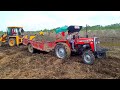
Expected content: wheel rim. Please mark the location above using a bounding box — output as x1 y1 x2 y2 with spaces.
84 54 91 63
56 47 65 59
9 39 15 46
28 44 33 53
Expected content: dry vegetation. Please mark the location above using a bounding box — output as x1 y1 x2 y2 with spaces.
0 30 120 79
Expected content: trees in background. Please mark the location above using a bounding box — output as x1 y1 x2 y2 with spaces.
23 23 120 34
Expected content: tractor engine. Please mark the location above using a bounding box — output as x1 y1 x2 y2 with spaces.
75 36 107 58
75 37 94 54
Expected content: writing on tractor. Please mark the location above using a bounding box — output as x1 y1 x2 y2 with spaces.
0 26 24 47
22 25 108 65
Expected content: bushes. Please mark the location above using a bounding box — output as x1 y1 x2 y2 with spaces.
82 23 120 31
0 31 4 36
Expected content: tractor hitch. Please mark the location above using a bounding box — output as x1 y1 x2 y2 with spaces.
94 48 108 59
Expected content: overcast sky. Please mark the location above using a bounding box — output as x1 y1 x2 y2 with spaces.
0 11 120 31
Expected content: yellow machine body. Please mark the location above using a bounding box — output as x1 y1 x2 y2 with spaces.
0 26 24 47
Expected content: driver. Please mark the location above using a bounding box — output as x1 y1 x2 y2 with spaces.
66 32 75 51
12 29 16 35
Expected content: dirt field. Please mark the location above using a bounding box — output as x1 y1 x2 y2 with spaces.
0 30 120 79
0 44 120 79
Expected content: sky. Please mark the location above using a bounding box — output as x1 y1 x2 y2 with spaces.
0 11 120 31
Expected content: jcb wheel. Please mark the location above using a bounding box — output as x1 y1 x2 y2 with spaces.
8 38 16 47
28 44 35 53
54 43 71 59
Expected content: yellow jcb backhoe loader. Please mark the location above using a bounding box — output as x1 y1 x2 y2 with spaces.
0 26 24 47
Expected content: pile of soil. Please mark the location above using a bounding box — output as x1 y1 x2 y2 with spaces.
33 34 56 42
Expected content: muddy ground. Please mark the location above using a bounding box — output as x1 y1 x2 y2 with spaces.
0 30 120 79
0 42 120 79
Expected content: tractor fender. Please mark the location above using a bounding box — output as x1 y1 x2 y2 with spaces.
54 42 71 60
55 40 71 48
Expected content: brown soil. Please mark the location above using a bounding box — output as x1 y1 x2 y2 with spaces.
33 34 56 42
0 31 120 79
0 44 120 79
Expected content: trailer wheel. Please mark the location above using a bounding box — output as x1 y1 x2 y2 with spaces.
82 50 95 65
28 44 35 53
8 38 16 47
54 43 71 59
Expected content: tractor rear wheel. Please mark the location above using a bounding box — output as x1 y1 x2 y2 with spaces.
82 50 95 65
28 44 36 53
8 38 16 47
54 43 71 59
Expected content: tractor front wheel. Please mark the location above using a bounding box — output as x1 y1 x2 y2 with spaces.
54 43 71 59
8 38 16 47
82 50 95 65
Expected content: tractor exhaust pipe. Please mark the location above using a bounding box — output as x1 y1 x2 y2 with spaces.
86 24 88 38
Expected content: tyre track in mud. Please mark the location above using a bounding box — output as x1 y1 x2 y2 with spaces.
0 45 120 79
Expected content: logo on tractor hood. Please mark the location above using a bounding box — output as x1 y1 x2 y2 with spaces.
77 39 93 43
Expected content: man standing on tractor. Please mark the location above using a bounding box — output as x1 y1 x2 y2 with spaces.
66 32 75 51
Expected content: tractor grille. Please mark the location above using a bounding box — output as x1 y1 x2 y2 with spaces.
94 37 101 51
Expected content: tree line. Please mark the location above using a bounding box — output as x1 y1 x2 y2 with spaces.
39 23 120 32
1 23 120 35
83 23 120 30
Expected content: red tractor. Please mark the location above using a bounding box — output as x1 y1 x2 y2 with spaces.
23 25 108 65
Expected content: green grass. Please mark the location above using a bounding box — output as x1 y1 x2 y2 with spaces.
100 42 120 59
0 32 4 36
100 42 120 47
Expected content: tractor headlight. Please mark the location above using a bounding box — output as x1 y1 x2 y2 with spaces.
96 40 100 44
94 37 100 44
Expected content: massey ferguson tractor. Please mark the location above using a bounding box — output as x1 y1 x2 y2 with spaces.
23 25 108 65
